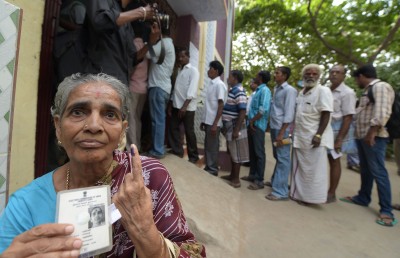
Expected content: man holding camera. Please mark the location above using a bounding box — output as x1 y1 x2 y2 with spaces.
83 0 156 85
144 18 176 159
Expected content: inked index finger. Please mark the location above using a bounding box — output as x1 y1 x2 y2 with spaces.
129 144 143 181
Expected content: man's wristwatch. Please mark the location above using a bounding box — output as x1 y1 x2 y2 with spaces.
314 134 321 139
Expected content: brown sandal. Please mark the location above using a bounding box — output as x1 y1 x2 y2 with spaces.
220 175 232 181
392 204 400 211
240 176 254 182
247 183 264 190
228 181 241 188
265 193 288 201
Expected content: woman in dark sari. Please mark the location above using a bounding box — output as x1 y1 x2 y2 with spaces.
0 73 206 257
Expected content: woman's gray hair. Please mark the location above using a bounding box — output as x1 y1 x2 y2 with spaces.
51 73 130 119
301 64 323 78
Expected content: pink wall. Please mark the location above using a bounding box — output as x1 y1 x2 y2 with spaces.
216 19 227 61
175 15 200 49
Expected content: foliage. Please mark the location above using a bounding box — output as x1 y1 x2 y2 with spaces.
233 0 400 91
377 61 400 92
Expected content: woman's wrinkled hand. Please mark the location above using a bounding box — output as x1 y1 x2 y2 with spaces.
112 144 155 239
1 224 82 258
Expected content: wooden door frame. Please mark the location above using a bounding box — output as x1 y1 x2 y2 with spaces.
35 0 60 178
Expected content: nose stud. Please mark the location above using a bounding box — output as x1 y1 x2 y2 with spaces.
84 124 88 129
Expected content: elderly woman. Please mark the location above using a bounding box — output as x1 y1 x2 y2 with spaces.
89 206 105 228
0 73 206 257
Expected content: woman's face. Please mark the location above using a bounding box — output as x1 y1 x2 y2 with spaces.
54 82 128 164
90 207 104 225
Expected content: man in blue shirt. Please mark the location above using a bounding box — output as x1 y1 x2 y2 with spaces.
266 67 297 200
241 71 272 189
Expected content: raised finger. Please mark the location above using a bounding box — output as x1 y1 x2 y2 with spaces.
129 144 143 182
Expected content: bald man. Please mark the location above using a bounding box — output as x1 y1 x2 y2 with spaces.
326 65 356 203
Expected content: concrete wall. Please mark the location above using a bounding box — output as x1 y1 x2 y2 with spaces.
6 0 44 196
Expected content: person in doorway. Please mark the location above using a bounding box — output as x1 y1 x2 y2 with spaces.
83 1 155 85
126 31 149 152
144 21 176 159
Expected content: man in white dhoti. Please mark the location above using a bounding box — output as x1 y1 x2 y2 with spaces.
290 64 334 205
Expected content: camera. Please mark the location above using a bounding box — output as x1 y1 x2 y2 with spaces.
129 2 170 42
150 3 170 32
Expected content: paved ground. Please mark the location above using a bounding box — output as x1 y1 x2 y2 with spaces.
160 133 400 258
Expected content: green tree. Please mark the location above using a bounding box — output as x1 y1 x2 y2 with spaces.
233 0 400 89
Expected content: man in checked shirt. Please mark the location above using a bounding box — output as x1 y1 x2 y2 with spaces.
340 64 396 227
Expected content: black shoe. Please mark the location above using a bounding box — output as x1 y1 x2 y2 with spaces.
188 158 199 164
204 168 218 176
167 150 183 158
142 152 165 159
242 161 250 167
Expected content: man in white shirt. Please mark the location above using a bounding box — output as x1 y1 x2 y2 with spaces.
327 65 356 203
200 60 227 176
168 48 200 163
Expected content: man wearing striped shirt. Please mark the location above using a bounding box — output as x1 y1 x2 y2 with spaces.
220 70 249 188
341 64 396 227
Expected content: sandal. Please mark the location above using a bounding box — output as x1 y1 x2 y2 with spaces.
265 193 288 201
240 176 254 182
228 181 241 188
247 183 264 190
376 215 398 227
326 194 337 203
296 200 311 206
220 175 232 181
339 196 367 207
392 204 400 211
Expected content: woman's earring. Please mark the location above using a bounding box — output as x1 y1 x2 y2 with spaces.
57 140 62 146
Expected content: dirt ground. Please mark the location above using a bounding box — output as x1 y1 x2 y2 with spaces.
161 133 400 258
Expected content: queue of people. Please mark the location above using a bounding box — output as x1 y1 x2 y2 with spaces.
197 63 397 228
